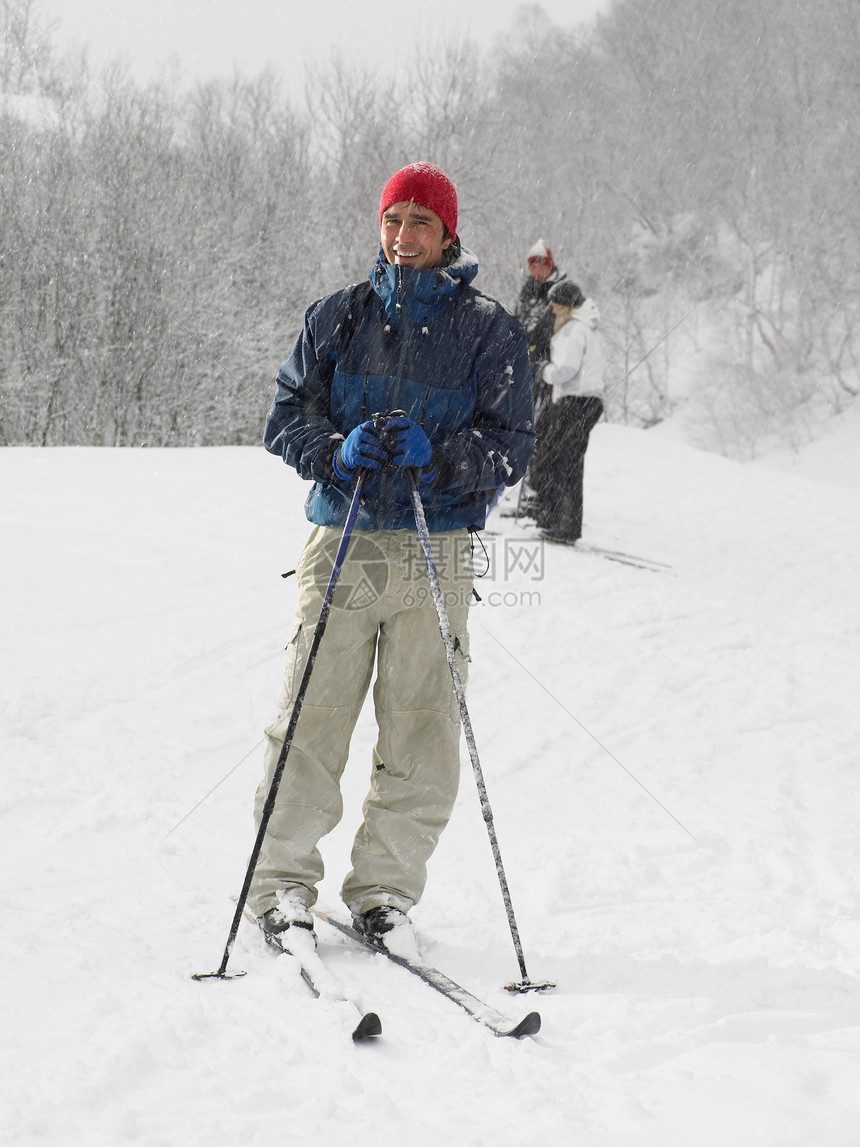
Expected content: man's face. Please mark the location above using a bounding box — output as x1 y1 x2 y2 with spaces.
529 261 553 282
381 201 452 271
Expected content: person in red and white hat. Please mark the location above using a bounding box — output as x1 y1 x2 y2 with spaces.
510 240 568 519
515 239 568 382
246 162 534 955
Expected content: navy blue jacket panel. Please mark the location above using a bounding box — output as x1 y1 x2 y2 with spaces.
264 248 535 532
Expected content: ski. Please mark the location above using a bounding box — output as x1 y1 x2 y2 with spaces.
568 542 672 572
485 529 670 573
242 909 382 1042
499 528 671 572
313 909 541 1040
283 946 383 1043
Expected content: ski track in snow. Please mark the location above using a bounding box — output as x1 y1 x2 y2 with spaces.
2 423 860 1146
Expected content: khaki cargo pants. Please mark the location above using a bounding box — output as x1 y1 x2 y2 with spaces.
248 525 472 918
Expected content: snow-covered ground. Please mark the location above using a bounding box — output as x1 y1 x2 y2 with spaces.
2 418 859 1146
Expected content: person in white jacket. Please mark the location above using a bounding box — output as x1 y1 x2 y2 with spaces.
532 280 606 542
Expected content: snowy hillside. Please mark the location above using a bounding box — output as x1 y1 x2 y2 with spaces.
2 422 860 1146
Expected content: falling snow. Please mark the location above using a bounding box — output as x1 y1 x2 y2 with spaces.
2 408 860 1145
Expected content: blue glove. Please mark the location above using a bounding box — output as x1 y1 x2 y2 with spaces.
385 416 433 469
335 420 390 477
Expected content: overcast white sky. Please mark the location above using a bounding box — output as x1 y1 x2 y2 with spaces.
38 0 608 92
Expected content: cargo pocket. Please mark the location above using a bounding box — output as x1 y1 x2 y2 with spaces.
270 619 305 722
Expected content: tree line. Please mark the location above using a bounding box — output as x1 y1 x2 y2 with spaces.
1 0 857 456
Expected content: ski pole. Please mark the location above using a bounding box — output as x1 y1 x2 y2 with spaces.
501 308 698 525
406 470 554 994
193 470 366 981
603 304 698 401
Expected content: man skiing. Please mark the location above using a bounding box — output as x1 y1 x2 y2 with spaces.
249 162 534 955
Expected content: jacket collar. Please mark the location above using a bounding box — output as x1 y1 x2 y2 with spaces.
369 245 479 326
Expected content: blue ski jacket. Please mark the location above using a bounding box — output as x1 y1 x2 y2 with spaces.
264 247 535 532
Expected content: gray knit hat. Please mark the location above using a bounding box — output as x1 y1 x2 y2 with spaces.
548 280 585 309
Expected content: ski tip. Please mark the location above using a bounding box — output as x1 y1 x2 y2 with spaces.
352 1011 383 1042
507 1011 541 1039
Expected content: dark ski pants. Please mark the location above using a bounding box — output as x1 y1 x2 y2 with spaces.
532 395 604 541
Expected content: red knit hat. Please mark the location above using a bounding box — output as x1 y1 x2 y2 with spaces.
526 238 554 272
379 162 458 240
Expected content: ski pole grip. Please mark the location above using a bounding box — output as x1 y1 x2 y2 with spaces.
371 409 407 452
369 409 408 468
